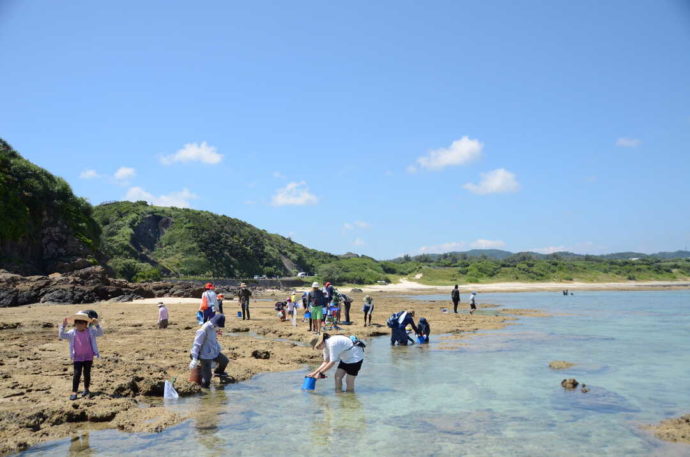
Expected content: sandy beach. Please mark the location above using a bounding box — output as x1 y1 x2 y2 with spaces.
361 278 690 293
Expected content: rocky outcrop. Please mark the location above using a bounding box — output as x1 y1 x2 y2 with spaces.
0 266 204 307
561 378 579 389
549 360 575 370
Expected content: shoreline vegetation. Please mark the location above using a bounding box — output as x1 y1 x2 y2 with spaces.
1 282 689 455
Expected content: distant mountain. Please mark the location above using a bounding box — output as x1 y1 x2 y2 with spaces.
0 139 103 275
390 249 690 263
93 201 337 280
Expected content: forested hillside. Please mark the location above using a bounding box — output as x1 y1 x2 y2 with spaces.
93 201 337 280
0 139 103 274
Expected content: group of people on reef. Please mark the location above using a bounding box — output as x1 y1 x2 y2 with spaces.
57 279 473 399
451 284 477 314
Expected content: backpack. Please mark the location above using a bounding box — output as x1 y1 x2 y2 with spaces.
349 335 366 348
386 312 400 328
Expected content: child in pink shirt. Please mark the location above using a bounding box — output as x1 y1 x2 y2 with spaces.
59 311 104 400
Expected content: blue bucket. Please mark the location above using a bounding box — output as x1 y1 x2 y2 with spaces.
236 311 242 318
417 335 426 344
302 376 316 390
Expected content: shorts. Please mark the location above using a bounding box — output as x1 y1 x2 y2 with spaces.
362 304 373 313
338 359 363 376
309 306 324 320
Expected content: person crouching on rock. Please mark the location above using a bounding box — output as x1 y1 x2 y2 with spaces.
59 311 104 400
307 333 364 392
189 314 229 388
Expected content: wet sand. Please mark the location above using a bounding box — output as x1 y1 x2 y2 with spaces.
0 291 514 456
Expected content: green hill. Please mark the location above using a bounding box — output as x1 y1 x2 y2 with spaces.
92 201 336 280
0 139 102 274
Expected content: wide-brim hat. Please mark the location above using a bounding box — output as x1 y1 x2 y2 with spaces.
210 314 225 328
310 333 326 349
72 312 92 323
311 282 320 288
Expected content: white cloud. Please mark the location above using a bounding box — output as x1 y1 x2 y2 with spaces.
470 239 506 249
125 186 198 208
464 168 520 195
616 137 641 148
343 221 371 231
532 246 568 254
79 169 100 179
272 171 286 179
114 167 136 181
406 165 418 174
418 241 466 254
160 141 222 165
271 181 318 206
353 237 365 246
415 136 483 171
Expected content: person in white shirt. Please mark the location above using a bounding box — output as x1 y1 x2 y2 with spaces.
307 333 364 392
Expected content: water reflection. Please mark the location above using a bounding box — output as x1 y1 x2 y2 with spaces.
193 390 229 455
67 433 92 457
310 394 366 451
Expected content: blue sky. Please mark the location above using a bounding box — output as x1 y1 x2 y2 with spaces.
2 0 689 259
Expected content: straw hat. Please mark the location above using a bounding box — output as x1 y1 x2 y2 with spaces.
72 312 92 323
157 302 165 307
240 282 247 287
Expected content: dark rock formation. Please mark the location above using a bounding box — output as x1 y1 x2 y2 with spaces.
0 266 203 307
561 378 579 389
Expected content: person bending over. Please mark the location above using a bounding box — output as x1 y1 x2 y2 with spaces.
307 333 364 392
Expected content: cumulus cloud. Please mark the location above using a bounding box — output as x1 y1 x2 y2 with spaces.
271 181 318 206
160 142 222 165
79 169 100 179
464 168 520 195
414 136 483 171
114 167 136 181
616 137 641 148
470 239 506 249
343 221 371 231
418 241 467 254
125 187 198 208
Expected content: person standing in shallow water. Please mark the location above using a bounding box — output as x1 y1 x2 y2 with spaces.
237 283 252 320
451 284 460 313
469 292 477 314
307 333 364 392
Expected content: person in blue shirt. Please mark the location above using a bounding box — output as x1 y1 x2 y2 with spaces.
391 310 419 346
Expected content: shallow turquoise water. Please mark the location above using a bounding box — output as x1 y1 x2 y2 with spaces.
19 291 690 456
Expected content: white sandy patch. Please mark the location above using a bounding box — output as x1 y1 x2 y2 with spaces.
359 278 690 293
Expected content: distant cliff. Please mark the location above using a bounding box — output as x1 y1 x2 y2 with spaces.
0 139 103 275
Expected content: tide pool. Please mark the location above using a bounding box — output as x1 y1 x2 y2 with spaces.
19 291 690 456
